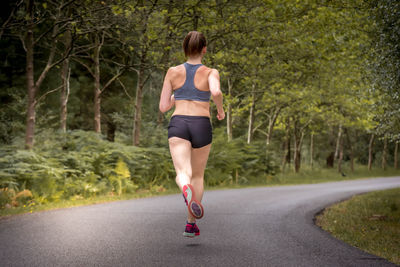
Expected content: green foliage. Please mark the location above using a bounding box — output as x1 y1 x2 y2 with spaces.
0 128 281 208
367 0 400 142
0 129 175 207
206 128 279 186
108 157 138 196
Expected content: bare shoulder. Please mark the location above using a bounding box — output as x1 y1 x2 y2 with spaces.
208 68 220 79
167 64 184 75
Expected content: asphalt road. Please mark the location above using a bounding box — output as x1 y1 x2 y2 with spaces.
1 177 400 267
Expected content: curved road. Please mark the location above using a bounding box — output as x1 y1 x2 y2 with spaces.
1 177 400 267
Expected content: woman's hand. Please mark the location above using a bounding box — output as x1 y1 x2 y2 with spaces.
217 109 225 120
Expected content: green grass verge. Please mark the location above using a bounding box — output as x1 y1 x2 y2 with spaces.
1 166 399 219
273 166 400 185
315 187 400 265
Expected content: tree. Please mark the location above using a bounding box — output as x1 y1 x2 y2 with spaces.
3 0 76 149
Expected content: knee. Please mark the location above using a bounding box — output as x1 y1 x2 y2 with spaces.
191 174 204 182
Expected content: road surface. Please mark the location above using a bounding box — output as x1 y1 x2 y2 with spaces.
1 176 399 266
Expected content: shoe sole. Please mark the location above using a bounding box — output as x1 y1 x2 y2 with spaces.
184 184 204 219
189 200 204 219
183 232 195 238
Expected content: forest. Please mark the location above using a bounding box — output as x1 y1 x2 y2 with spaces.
0 0 399 208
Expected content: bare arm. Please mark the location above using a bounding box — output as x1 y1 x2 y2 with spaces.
159 68 175 113
208 69 225 120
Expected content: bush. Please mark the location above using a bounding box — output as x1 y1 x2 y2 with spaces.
0 129 176 206
0 128 279 208
206 128 279 186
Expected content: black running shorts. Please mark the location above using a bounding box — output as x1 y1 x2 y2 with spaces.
168 115 212 148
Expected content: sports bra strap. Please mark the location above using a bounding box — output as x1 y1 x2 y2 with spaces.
173 63 211 102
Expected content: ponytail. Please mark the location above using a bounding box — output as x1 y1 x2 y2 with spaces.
183 31 207 57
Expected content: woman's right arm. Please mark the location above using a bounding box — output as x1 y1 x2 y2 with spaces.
159 68 175 113
208 69 225 120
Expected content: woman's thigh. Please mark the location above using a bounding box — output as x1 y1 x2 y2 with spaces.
168 136 192 175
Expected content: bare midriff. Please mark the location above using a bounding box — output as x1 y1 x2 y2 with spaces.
172 99 210 117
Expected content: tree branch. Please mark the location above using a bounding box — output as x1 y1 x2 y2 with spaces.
34 85 63 106
72 56 95 78
35 23 60 89
0 0 24 40
117 78 133 100
100 69 126 94
256 128 268 137
252 122 264 134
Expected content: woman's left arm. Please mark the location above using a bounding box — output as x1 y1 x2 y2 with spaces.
159 68 175 113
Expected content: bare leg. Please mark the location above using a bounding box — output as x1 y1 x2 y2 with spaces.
168 137 192 191
169 137 211 223
191 144 211 202
187 144 211 222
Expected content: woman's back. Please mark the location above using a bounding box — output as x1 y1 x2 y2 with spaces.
170 63 212 117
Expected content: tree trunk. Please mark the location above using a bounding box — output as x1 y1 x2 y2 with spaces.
310 132 314 169
337 134 344 173
394 142 398 169
107 120 116 142
158 4 174 127
193 7 198 30
382 135 387 171
266 107 280 146
287 126 291 168
326 152 334 168
60 59 70 133
368 133 375 171
345 128 354 172
227 78 233 142
93 34 102 133
334 123 342 161
133 65 144 146
157 110 164 126
281 119 290 171
294 144 301 172
247 84 255 144
157 71 167 126
60 7 72 133
293 120 304 173
25 0 35 150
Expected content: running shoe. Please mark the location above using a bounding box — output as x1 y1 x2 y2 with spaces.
183 223 195 238
193 223 200 236
183 222 200 237
182 184 204 219
182 193 188 206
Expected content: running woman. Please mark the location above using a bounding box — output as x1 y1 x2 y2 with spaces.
159 31 225 237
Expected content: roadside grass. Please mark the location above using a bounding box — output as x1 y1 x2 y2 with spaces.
207 165 400 189
273 165 400 185
1 165 399 218
315 187 400 265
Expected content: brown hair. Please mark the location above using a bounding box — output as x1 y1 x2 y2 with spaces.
182 31 207 57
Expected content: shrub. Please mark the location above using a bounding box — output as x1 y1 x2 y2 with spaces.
0 128 279 207
206 128 279 186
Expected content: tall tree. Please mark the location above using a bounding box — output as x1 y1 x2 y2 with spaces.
72 1 126 134
4 0 75 148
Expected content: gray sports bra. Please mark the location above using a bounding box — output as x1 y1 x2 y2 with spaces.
173 63 211 102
